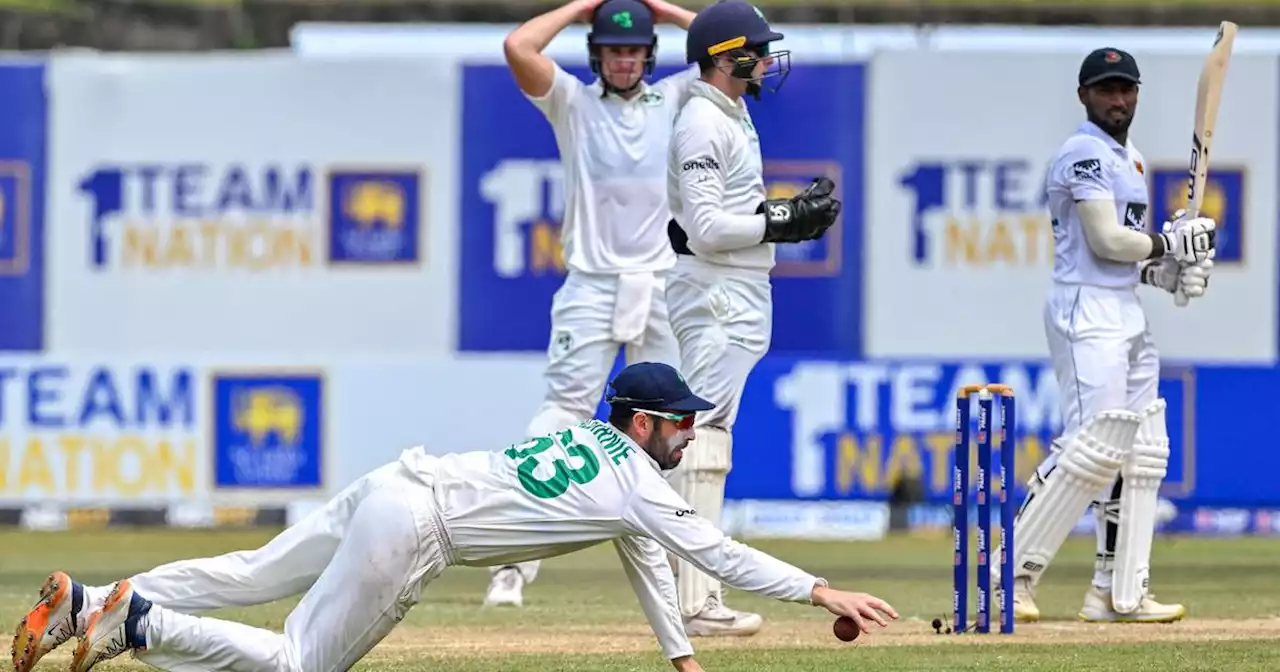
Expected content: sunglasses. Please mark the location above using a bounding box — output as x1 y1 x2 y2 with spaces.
635 408 696 431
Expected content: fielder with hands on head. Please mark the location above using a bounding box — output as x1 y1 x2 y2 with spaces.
491 0 700 609
662 0 841 638
14 362 897 672
997 47 1212 625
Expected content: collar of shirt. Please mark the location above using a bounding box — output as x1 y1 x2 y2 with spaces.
1079 120 1135 155
588 79 651 103
689 79 747 119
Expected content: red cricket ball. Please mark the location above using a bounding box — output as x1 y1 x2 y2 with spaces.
833 616 860 642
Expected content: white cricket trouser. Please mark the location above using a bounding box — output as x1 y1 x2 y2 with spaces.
136 463 449 672
665 257 771 430
1044 284 1160 435
502 269 681 582
533 269 681 422
664 255 772 610
1040 283 1161 586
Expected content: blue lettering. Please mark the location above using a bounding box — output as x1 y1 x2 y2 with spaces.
27 367 67 428
994 161 1028 210
956 161 983 209
263 166 313 213
79 368 126 426
217 166 256 212
136 369 194 428
173 164 205 216
137 164 163 213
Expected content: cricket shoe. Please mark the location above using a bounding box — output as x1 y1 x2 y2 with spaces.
1077 586 1186 623
995 576 1041 623
683 595 763 637
483 566 525 608
11 571 85 672
71 580 152 672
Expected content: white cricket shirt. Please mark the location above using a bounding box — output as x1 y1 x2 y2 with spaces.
397 419 822 660
667 80 772 271
528 64 699 275
1044 121 1150 288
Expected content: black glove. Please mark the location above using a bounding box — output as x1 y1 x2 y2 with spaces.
758 177 842 244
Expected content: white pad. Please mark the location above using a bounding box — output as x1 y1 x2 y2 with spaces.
672 427 731 618
1009 410 1140 583
1112 399 1169 613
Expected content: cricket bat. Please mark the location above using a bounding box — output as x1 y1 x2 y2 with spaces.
1175 20 1237 307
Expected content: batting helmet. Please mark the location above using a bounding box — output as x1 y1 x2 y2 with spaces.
588 0 658 88
684 0 789 97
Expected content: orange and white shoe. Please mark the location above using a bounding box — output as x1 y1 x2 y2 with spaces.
11 571 85 672
71 580 152 672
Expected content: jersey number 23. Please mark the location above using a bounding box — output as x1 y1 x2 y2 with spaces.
504 429 602 499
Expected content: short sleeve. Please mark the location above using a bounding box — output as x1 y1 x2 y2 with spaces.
526 62 583 126
1055 140 1116 202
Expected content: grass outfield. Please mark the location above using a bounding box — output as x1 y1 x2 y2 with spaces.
4 529 1280 670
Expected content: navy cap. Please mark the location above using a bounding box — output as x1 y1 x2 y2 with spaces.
1079 47 1141 87
606 362 716 413
589 0 657 47
685 0 784 65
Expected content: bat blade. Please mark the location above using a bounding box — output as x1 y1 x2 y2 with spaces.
1176 20 1236 307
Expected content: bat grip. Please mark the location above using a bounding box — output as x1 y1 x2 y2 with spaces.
1172 206 1199 308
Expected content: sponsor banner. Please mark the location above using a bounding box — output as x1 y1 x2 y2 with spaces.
726 357 1280 509
458 63 866 354
0 358 329 505
0 59 47 352
46 53 458 354
721 500 888 540
1 353 1279 516
866 51 1277 362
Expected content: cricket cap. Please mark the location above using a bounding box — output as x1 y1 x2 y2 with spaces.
1079 48 1142 87
606 363 716 414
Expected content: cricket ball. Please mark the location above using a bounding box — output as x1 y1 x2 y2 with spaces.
833 616 860 642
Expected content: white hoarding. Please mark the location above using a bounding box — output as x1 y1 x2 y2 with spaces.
0 354 547 506
867 50 1277 362
46 52 459 355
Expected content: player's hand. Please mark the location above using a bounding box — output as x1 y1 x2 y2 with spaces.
575 0 607 22
671 655 703 672
810 586 899 634
759 177 842 244
1159 215 1216 263
1179 256 1214 298
639 0 687 24
1140 258 1181 294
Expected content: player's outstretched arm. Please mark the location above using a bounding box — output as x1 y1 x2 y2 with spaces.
503 0 603 98
620 474 899 634
612 536 693 663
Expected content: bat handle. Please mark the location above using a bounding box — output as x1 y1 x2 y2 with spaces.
1172 206 1199 308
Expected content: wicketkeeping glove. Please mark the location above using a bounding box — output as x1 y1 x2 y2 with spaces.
759 177 842 244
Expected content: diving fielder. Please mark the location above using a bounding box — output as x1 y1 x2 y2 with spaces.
490 0 699 609
663 0 841 637
14 363 898 672
999 48 1214 623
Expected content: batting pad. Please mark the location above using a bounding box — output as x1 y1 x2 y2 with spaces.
1112 399 1170 613
673 427 732 617
1011 410 1140 583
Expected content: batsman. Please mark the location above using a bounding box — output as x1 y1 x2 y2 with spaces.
997 48 1215 623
